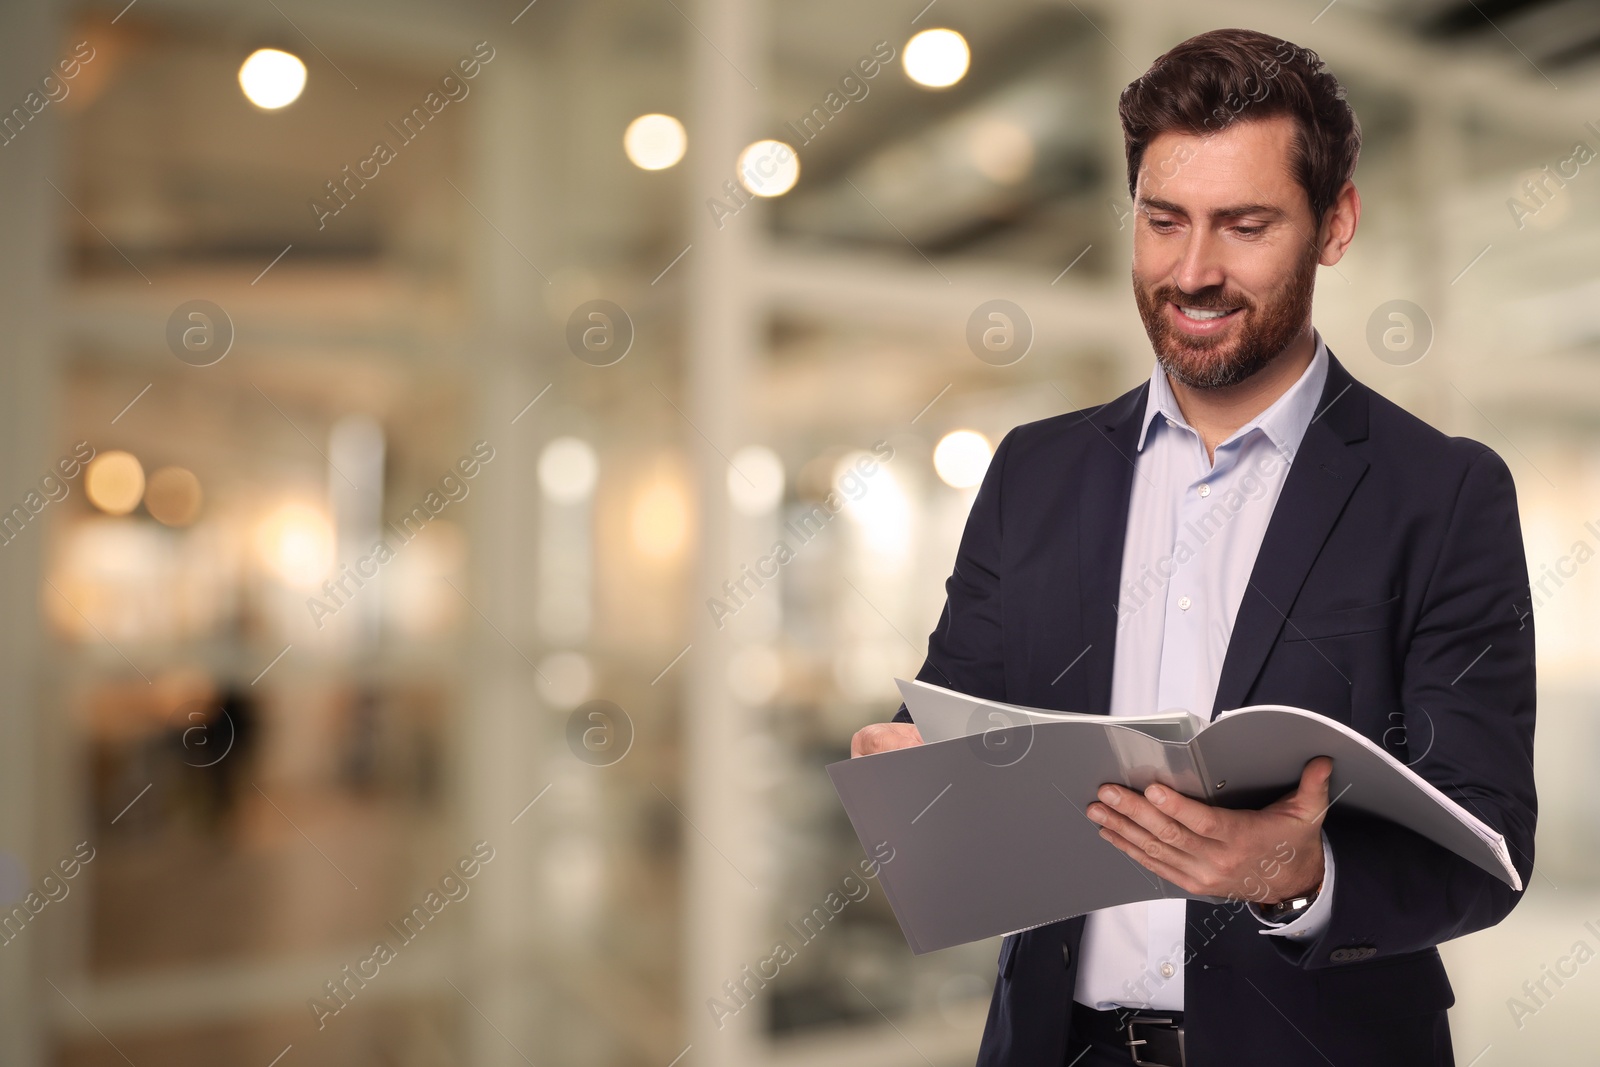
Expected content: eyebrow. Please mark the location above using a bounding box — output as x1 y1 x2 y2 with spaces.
1137 196 1286 220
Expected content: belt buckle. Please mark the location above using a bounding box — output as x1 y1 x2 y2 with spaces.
1124 1013 1185 1067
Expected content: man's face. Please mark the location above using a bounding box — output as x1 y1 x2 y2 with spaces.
1131 114 1322 389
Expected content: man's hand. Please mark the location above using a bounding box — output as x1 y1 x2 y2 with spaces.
851 722 924 758
1086 756 1333 903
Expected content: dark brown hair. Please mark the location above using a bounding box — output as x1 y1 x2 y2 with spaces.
1118 28 1361 225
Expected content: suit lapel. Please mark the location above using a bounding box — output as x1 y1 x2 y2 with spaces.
1210 352 1371 717
1073 383 1148 716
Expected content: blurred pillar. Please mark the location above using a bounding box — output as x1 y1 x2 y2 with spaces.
0 2 64 1065
458 35 553 1067
684 0 766 1063
1410 90 1463 431
1100 5 1164 380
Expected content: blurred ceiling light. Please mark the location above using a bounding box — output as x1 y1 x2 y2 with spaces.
144 466 203 527
836 450 911 556
538 437 599 504
904 28 970 89
84 451 145 516
624 113 687 170
238 48 307 109
728 445 785 516
631 478 690 560
934 430 992 489
969 118 1035 185
736 139 800 197
255 502 334 589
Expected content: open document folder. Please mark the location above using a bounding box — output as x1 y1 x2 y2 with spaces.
825 678 1522 955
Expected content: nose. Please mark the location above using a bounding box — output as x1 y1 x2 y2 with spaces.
1172 228 1226 297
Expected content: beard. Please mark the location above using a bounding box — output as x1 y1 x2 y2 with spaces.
1133 243 1319 389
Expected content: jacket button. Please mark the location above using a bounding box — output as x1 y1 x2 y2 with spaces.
1330 945 1377 963
1062 942 1072 968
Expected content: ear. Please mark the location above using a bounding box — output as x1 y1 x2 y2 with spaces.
1318 180 1360 266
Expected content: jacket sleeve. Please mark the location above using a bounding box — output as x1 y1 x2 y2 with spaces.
892 427 1016 725
1274 446 1538 968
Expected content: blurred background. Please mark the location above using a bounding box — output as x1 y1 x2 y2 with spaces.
0 0 1597 1064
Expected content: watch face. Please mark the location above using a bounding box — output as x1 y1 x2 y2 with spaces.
1263 895 1311 921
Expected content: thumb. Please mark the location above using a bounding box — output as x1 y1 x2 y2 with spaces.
1297 755 1334 821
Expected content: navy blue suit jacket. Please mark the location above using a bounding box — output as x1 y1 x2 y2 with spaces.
892 351 1537 1067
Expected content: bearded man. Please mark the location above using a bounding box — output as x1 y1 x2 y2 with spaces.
851 27 1536 1067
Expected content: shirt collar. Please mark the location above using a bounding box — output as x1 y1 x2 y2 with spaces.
1135 330 1330 461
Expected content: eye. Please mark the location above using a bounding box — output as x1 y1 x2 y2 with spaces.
1234 225 1265 237
1146 217 1177 231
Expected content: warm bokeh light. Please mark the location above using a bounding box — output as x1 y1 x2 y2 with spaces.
631 478 690 560
904 28 971 89
933 430 993 488
238 48 307 109
84 451 146 516
143 466 203 527
837 451 911 556
736 139 800 197
623 113 687 170
254 502 334 589
538 437 599 503
728 445 785 516
969 118 1035 184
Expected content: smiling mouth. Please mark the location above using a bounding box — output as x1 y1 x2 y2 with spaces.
1173 304 1242 322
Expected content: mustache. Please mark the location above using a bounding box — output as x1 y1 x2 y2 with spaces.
1154 287 1251 311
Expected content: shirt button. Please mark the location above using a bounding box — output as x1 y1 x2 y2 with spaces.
1160 962 1176 978
1177 595 1192 611
1165 418 1177 428
1198 484 1211 497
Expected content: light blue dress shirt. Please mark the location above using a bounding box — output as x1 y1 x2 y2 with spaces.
1072 332 1336 1012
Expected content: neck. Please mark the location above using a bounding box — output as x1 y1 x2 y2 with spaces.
1168 327 1317 463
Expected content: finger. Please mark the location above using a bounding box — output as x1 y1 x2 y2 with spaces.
1271 755 1334 816
1095 784 1210 857
1098 827 1196 891
852 725 889 757
1264 755 1335 815
1143 782 1225 842
852 723 923 757
1301 755 1333 792
1298 755 1334 819
1088 792 1203 869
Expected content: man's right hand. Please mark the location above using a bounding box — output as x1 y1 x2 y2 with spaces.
850 722 924 758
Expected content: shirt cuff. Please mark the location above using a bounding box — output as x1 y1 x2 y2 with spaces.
1252 831 1334 940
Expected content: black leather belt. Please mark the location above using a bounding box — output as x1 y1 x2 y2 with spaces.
1071 1001 1186 1066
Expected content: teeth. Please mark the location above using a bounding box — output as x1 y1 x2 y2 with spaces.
1179 306 1234 320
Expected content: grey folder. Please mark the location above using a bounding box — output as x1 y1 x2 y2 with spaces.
825 678 1521 955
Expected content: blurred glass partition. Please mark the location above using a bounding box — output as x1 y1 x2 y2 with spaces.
4 0 1599 1065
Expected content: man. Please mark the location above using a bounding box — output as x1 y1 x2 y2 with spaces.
850 27 1536 1067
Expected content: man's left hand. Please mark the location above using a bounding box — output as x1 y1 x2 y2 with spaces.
1086 756 1333 904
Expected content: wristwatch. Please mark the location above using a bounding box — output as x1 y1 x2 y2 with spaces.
1257 882 1321 923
